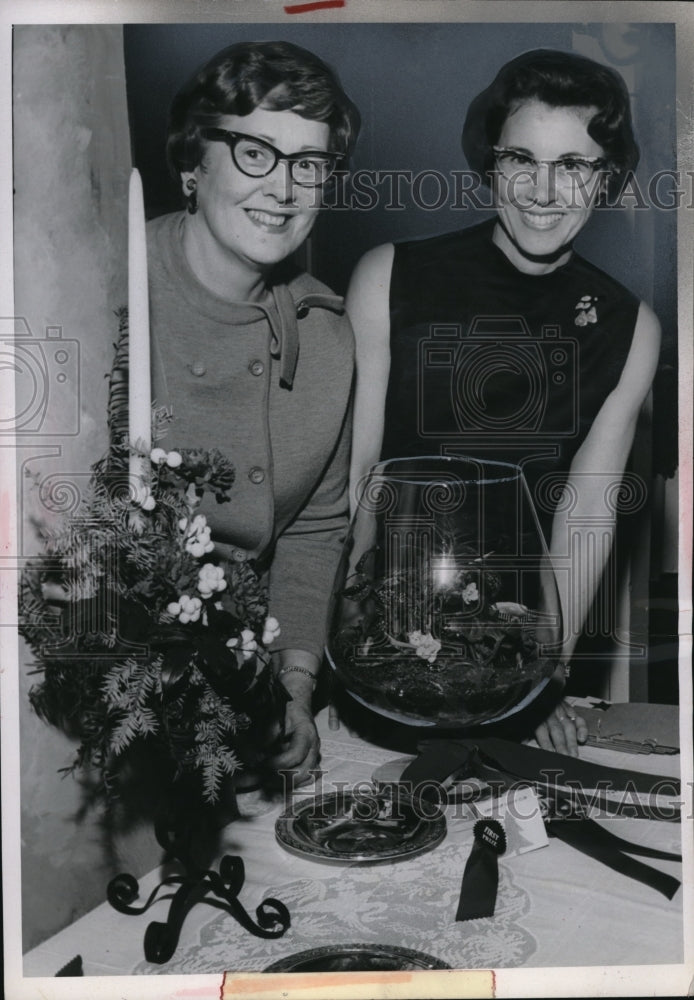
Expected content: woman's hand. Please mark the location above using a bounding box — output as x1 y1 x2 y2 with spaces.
534 698 588 757
266 658 321 786
267 698 320 786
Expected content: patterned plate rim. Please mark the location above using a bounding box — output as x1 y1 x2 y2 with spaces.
264 942 451 972
275 789 447 863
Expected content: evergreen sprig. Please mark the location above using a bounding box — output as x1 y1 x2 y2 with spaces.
20 441 287 805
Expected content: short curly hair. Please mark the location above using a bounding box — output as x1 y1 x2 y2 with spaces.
166 40 361 176
462 49 639 199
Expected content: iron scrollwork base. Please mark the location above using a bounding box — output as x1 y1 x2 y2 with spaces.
107 812 290 965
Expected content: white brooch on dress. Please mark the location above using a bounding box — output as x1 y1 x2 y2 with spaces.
575 295 598 326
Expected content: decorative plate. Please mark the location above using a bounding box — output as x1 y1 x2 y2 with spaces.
276 785 446 863
264 942 451 972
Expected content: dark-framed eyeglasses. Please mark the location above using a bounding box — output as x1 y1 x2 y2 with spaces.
492 146 608 186
201 128 343 187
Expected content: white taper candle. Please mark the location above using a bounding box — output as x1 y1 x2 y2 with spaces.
128 167 151 490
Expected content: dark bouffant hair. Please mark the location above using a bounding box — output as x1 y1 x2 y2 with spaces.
462 49 639 199
166 40 360 176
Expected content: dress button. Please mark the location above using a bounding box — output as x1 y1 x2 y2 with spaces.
248 466 265 485
296 303 310 319
190 361 207 377
231 548 246 562
249 360 264 377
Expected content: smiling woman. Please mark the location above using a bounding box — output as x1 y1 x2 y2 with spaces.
178 109 331 295
491 102 606 270
146 40 360 783
346 49 660 755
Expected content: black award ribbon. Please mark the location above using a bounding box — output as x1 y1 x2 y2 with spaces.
399 738 682 906
456 818 507 921
546 810 682 899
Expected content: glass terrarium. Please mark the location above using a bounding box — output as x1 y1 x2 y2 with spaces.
327 457 562 728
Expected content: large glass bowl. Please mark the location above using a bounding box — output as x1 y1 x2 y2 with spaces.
327 457 562 728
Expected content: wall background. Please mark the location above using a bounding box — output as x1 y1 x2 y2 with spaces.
13 24 161 954
13 20 678 953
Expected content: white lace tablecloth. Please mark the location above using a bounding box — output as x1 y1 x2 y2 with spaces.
23 707 684 977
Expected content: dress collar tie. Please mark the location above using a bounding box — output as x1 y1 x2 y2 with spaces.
253 283 344 390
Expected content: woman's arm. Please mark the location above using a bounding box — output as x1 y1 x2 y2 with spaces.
550 300 662 660
345 243 395 513
266 647 322 785
266 383 353 785
536 301 662 754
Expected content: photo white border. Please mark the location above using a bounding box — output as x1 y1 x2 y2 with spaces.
1 2 692 999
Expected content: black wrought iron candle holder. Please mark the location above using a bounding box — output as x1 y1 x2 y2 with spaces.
107 809 290 964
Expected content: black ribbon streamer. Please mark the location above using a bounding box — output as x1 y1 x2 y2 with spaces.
470 737 680 797
456 819 507 921
107 813 290 964
546 803 682 900
400 737 682 914
54 955 83 977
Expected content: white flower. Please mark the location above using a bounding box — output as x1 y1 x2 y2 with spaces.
178 517 188 532
462 582 479 605
240 627 258 660
150 448 168 465
173 594 202 624
407 630 442 664
184 514 215 557
262 616 281 645
166 451 183 468
181 595 201 611
197 563 227 598
199 563 221 580
226 629 258 660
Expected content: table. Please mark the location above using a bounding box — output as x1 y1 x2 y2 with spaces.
23 705 685 977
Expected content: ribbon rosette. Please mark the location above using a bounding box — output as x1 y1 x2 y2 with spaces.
457 819 507 921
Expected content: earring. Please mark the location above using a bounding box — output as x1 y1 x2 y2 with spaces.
185 178 198 215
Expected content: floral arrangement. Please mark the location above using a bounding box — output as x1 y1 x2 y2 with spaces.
20 345 287 803
330 543 552 726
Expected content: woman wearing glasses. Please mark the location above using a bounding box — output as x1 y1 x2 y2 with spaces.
149 41 359 783
346 50 660 754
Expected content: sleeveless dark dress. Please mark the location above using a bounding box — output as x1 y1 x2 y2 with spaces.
383 219 640 539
